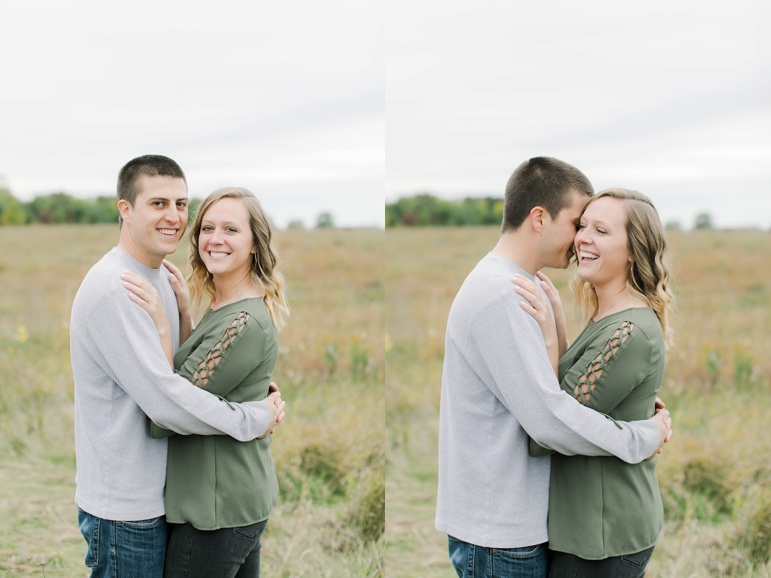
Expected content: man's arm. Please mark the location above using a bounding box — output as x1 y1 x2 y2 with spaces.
88 291 272 441
472 295 664 463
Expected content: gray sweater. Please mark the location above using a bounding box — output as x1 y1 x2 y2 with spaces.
435 253 659 548
71 247 271 521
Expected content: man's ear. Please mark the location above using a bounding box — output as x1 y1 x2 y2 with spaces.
117 199 131 224
529 206 547 233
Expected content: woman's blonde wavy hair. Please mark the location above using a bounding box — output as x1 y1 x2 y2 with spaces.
188 187 289 330
571 188 674 348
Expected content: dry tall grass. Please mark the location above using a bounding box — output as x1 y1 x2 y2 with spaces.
0 224 384 577
386 226 771 578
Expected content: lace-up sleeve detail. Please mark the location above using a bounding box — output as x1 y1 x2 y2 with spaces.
573 321 634 403
191 312 250 387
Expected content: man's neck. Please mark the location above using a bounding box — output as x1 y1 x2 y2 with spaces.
117 235 164 269
491 231 539 275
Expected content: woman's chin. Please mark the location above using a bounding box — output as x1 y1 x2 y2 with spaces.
575 269 592 283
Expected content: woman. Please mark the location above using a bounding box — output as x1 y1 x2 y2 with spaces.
513 188 674 578
123 187 289 577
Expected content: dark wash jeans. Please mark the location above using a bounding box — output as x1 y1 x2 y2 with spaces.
448 535 550 578
548 546 655 578
78 507 167 578
164 519 268 578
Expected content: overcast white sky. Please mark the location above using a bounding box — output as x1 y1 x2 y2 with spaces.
386 0 771 229
0 0 384 228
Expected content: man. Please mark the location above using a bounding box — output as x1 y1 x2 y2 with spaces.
71 155 284 577
435 157 671 577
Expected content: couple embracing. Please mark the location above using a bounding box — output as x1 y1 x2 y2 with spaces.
72 154 288 577
436 157 675 578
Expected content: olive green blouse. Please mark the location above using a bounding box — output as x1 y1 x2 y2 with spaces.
152 297 279 530
531 307 665 559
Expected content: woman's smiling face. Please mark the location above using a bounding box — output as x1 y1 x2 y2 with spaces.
197 197 255 280
574 196 632 287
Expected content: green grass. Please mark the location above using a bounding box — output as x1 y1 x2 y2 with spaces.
386 226 771 578
0 455 84 576
0 224 384 577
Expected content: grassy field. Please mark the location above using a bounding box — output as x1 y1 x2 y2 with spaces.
386 226 771 578
0 224 384 577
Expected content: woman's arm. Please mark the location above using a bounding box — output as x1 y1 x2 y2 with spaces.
511 274 561 375
121 271 174 367
163 259 193 344
535 271 568 358
176 311 272 397
561 320 647 412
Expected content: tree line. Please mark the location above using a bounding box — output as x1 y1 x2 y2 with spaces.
0 188 124 225
386 194 503 227
386 193 724 230
0 189 335 228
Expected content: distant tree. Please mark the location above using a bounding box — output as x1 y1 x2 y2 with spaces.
386 193 454 226
188 198 202 224
26 192 84 223
0 188 28 225
81 196 120 224
286 219 306 230
457 197 503 226
316 212 335 229
694 212 714 230
665 220 683 231
385 204 397 227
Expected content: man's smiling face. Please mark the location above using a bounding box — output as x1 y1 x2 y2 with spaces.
119 174 188 268
541 188 588 270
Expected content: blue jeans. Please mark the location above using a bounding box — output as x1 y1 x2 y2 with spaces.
548 546 655 578
448 535 550 578
78 508 167 578
164 519 268 578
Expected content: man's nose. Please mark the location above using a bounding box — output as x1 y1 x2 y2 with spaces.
163 205 180 223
